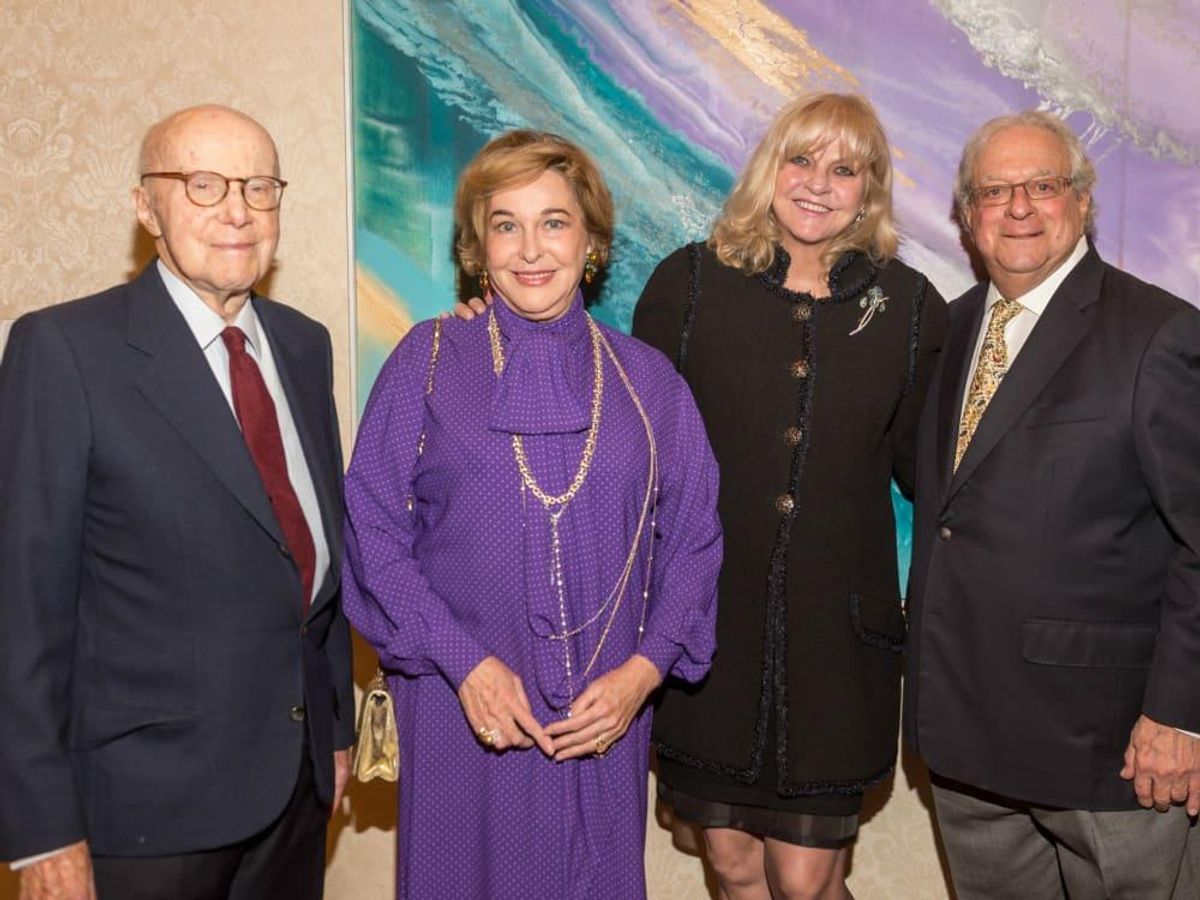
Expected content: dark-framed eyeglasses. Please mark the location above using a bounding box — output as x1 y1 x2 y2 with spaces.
970 176 1072 207
140 171 288 211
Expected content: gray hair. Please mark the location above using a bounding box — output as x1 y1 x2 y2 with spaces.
954 110 1096 235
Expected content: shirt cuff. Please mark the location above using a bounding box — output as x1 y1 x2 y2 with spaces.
10 845 72 870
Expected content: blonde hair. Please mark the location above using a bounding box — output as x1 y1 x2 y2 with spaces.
710 92 898 273
454 130 614 277
953 110 1097 236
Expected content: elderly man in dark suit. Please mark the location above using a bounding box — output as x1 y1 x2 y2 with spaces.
905 110 1200 898
0 105 353 900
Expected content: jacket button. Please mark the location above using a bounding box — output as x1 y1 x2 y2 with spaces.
789 360 809 379
792 303 813 322
289 704 306 723
783 426 803 446
775 493 795 515
938 526 952 540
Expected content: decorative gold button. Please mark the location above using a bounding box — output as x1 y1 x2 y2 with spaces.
775 493 795 515
784 427 803 446
793 303 813 322
789 360 809 379
938 526 952 540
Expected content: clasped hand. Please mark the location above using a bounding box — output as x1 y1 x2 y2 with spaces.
457 654 661 760
1120 713 1200 814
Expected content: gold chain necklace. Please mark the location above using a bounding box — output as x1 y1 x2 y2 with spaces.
486 307 658 705
488 307 604 507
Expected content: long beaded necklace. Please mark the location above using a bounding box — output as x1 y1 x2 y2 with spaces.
487 307 659 705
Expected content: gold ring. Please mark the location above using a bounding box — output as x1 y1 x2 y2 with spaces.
594 733 610 756
478 727 498 747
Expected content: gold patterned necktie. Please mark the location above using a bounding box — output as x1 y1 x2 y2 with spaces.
954 296 1024 472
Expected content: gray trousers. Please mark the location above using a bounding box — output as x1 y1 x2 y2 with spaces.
931 776 1198 899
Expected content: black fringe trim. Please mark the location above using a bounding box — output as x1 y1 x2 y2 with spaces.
654 739 897 797
902 274 928 397
675 242 704 373
756 247 876 305
768 298 818 794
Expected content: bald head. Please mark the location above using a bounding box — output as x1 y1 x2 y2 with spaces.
139 105 279 177
133 104 283 321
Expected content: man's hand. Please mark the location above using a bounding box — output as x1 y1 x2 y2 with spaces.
1120 714 1200 814
458 656 553 755
440 295 492 322
331 747 350 818
545 655 662 761
18 841 95 900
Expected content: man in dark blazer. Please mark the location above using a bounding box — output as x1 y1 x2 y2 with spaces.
905 110 1200 898
0 105 354 900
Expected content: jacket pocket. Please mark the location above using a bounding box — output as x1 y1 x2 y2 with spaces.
1024 401 1112 428
850 592 905 653
1021 619 1156 668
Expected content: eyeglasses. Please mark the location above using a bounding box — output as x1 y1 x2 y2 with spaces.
140 171 288 211
970 176 1072 207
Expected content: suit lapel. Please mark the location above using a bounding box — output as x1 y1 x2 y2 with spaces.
937 284 986 502
256 298 342 614
126 265 287 549
946 250 1105 501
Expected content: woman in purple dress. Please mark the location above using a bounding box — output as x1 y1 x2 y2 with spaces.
343 130 722 899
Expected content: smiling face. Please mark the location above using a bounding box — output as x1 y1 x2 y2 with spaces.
133 107 280 320
770 140 866 261
968 125 1089 299
485 168 590 322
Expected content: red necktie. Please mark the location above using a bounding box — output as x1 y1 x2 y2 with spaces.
221 326 316 612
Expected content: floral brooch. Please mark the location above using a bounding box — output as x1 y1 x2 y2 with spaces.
849 286 887 336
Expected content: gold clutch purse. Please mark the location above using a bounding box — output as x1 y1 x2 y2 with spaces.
352 668 400 783
353 321 442 785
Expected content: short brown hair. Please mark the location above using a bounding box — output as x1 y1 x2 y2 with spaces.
953 110 1097 235
709 92 898 274
454 130 614 277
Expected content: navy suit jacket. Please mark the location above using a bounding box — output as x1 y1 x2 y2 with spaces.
904 247 1200 809
0 264 354 859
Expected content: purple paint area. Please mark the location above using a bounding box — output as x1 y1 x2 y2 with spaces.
551 0 1196 301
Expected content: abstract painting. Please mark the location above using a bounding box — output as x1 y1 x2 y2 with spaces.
350 0 1199 579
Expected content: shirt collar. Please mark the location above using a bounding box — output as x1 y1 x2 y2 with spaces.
984 235 1089 315
158 259 263 354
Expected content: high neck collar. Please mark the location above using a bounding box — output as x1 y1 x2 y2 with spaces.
757 246 877 305
487 287 594 436
489 288 588 345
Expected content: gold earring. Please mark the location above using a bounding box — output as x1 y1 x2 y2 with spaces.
853 208 866 225
479 269 490 295
583 250 599 285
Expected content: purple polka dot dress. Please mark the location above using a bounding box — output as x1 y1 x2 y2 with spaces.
343 293 722 899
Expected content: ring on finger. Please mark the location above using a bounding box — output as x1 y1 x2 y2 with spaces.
478 726 500 747
594 733 610 757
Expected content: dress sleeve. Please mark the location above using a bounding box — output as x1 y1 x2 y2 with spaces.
636 373 722 683
342 322 489 689
1133 306 1200 732
890 274 948 497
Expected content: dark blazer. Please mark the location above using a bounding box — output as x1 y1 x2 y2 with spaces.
0 264 354 860
904 246 1200 810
